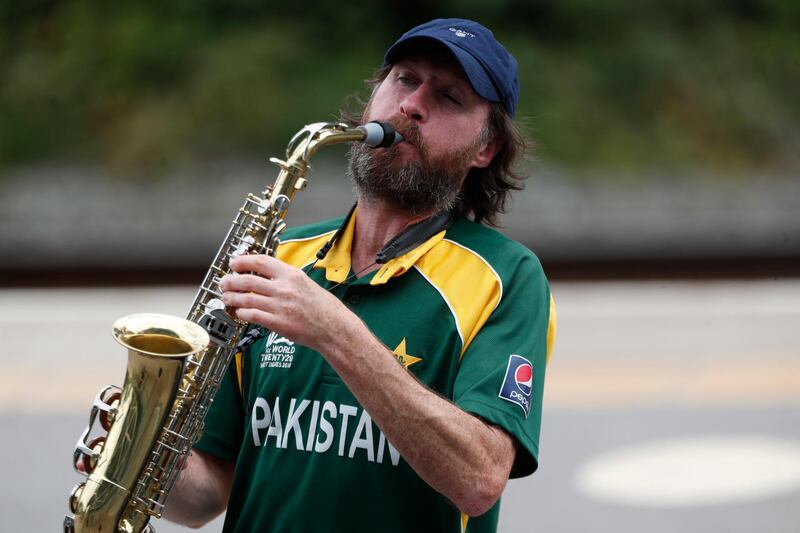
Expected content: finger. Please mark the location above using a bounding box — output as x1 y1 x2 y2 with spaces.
234 307 279 330
230 254 287 277
220 273 274 296
222 289 274 311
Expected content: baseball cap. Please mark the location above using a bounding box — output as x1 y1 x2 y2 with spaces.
384 18 520 117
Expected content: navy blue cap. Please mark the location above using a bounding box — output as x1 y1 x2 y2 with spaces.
384 18 520 117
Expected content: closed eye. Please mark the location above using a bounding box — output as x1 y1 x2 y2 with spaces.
396 75 418 87
443 93 462 107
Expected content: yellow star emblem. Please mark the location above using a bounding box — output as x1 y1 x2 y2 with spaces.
392 338 422 369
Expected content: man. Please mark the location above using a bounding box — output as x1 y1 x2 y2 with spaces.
165 18 555 532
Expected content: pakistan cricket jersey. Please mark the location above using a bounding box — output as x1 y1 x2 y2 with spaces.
194 211 555 533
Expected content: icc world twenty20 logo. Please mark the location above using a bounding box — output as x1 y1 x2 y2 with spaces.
498 354 533 417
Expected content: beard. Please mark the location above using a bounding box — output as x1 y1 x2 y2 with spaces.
347 117 481 215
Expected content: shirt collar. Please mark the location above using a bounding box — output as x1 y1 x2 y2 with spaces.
368 229 446 285
314 210 357 283
313 208 448 285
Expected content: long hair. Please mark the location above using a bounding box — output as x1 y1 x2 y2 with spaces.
340 66 530 227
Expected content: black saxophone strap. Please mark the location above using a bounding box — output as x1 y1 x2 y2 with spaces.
316 205 456 265
375 209 455 264
232 327 265 415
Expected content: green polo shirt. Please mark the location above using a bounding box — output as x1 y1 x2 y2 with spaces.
194 212 554 533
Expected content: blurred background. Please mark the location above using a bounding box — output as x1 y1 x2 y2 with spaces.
1 1 798 531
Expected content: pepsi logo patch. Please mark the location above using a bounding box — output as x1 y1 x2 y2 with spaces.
498 354 534 417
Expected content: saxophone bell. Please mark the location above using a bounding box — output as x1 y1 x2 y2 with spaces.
66 314 209 533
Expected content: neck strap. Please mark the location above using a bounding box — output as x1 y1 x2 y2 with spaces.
316 204 455 265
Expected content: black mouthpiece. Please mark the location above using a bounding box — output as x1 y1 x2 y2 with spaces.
360 121 403 148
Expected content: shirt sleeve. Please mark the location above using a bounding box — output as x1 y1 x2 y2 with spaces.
193 357 246 463
452 253 551 478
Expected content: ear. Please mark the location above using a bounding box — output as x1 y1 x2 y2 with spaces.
470 134 502 169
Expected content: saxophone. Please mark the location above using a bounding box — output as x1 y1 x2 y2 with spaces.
64 121 401 533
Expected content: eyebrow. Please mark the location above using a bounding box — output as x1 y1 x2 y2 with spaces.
394 60 474 98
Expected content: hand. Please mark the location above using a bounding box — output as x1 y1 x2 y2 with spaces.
220 255 351 352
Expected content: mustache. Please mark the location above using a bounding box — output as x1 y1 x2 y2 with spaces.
382 116 425 151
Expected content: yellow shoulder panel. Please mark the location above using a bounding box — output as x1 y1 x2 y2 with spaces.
415 239 502 357
546 295 557 364
276 231 336 269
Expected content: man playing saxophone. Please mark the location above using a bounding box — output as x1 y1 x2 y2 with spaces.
164 18 554 533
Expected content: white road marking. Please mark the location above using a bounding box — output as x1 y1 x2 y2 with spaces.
575 436 800 507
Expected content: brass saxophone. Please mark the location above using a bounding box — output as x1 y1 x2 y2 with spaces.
64 121 401 533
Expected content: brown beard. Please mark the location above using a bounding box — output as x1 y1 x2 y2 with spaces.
347 117 481 215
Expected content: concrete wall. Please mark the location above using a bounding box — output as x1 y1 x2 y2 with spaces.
1 160 798 270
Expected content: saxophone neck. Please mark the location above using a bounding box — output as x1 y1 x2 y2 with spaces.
285 121 402 165
267 122 389 213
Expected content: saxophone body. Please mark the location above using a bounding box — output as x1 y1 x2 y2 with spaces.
64 122 401 533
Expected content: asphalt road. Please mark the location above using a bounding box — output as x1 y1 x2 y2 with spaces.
1 279 798 532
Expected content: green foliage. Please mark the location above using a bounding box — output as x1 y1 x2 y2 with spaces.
0 0 797 177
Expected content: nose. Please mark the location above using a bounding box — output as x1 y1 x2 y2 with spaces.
400 85 429 122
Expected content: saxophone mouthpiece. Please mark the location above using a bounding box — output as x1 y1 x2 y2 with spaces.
359 121 403 148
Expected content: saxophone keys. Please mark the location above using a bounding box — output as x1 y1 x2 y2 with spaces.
82 436 106 474
68 483 85 513
269 157 290 170
63 513 76 533
98 391 121 431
